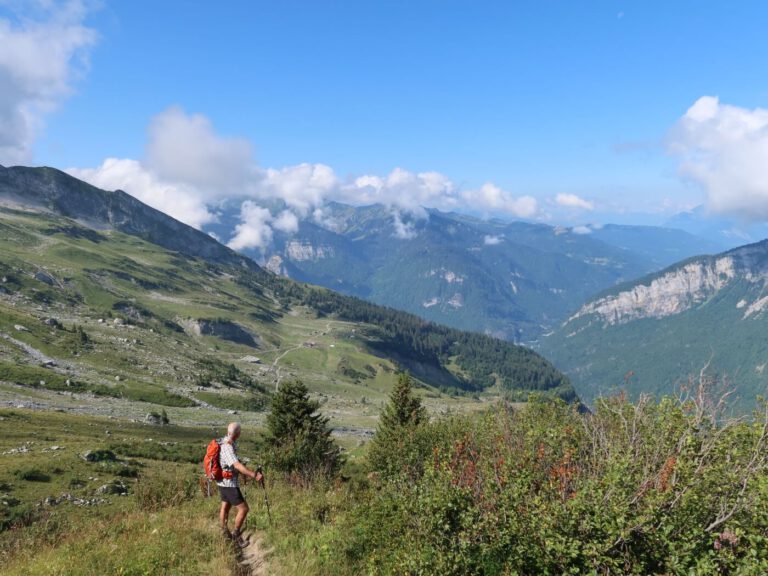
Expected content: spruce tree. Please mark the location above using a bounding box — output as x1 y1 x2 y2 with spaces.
368 372 425 476
267 379 342 483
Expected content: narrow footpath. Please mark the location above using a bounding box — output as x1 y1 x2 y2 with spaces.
233 530 273 575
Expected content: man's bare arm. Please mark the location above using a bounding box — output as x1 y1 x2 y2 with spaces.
233 461 263 481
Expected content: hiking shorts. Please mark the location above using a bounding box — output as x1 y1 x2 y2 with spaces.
218 486 245 506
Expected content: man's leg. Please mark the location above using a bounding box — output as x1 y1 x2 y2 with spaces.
219 501 232 529
233 501 250 532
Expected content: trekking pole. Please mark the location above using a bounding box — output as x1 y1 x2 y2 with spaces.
257 467 273 526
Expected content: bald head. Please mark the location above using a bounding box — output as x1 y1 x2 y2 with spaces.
227 422 241 439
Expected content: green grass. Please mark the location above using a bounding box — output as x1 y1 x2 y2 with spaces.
0 408 263 574
0 204 520 437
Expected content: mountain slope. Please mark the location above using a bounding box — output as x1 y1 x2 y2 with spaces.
0 165 249 268
0 165 575 427
541 240 768 411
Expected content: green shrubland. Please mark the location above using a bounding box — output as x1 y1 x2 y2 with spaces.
262 380 768 575
3 376 767 575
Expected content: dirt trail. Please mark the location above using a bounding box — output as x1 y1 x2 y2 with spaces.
235 530 273 575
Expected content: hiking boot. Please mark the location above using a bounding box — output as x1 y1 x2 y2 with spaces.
220 526 232 539
231 528 249 549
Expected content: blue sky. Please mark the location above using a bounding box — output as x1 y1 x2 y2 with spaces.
3 1 768 238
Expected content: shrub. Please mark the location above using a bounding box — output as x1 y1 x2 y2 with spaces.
346 388 768 574
14 468 50 482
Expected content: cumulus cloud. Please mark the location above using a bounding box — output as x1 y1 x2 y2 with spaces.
0 0 97 164
259 163 337 216
460 183 538 218
668 96 768 220
67 103 547 243
145 106 256 195
342 168 457 217
311 206 342 232
483 234 504 245
571 225 592 235
272 209 299 233
227 201 273 251
555 193 594 211
68 106 264 228
67 157 216 228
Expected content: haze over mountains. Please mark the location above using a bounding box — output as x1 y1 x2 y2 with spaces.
208 199 725 343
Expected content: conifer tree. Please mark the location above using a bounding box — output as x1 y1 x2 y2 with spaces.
368 372 425 476
267 379 342 483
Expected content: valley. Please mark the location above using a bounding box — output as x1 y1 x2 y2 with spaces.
221 201 725 343
0 166 570 439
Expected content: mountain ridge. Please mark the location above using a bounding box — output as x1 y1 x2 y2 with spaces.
0 164 253 270
541 238 768 411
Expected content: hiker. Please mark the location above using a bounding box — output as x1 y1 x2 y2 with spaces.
216 421 263 547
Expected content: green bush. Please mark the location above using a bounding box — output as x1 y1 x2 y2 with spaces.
14 468 50 482
345 393 768 575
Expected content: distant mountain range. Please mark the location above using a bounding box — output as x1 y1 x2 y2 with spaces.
541 240 768 411
210 201 725 342
663 206 768 249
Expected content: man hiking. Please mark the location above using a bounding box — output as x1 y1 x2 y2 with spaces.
217 421 263 547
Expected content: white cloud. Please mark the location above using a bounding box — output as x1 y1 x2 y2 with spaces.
67 158 216 229
483 234 504 245
668 96 768 220
555 193 594 211
272 209 299 233
392 211 417 239
227 201 273 251
145 106 256 195
571 225 592 235
67 106 265 229
259 163 337 216
460 182 538 218
311 206 342 231
0 0 97 164
66 102 549 242
343 168 457 217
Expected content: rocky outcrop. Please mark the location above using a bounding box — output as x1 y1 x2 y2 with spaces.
570 257 738 326
180 318 260 347
569 241 768 327
285 241 334 262
264 255 288 276
425 268 465 284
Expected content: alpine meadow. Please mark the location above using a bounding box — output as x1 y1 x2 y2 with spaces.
2 2 768 575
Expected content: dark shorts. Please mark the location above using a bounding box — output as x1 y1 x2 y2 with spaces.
218 486 245 505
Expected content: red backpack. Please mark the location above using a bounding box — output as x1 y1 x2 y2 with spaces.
203 438 234 481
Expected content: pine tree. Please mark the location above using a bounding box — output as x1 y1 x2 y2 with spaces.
379 372 425 430
266 380 342 484
368 372 426 476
